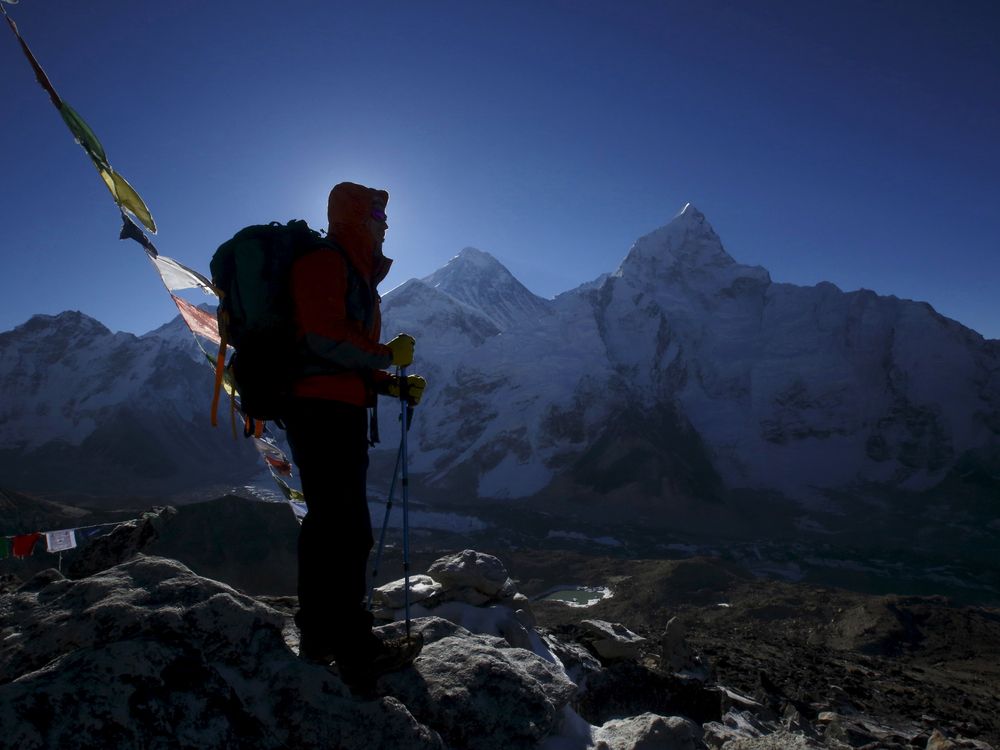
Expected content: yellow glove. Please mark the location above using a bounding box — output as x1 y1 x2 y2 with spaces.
385 333 415 367
387 374 427 406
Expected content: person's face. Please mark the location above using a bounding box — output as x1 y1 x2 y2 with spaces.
368 204 388 250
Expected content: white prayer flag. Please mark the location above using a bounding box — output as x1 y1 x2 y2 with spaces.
45 529 77 553
149 254 216 295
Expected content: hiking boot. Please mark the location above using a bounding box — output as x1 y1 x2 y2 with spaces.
337 632 424 694
298 634 338 664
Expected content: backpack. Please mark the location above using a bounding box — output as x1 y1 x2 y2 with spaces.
209 220 337 431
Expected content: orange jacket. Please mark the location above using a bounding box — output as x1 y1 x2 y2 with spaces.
290 182 393 406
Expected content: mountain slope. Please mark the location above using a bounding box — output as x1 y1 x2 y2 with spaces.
0 311 259 500
379 205 999 516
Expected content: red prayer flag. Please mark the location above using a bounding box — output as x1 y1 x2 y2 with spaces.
12 532 41 559
171 295 221 345
2 10 62 109
264 454 293 477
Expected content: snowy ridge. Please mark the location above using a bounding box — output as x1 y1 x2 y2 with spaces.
2 208 998 508
379 208 999 505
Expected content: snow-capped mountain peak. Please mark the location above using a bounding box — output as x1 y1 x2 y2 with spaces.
452 246 504 269
10 311 112 342
612 204 770 309
621 202 735 273
423 247 517 291
420 247 551 330
674 202 706 222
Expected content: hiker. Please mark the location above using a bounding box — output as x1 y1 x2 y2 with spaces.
285 181 425 686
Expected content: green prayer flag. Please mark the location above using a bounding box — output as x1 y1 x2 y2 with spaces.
99 167 157 234
0 537 10 560
59 102 110 171
274 476 304 503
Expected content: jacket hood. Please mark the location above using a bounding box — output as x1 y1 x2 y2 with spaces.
327 181 393 284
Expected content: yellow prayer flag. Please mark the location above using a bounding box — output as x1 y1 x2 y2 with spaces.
99 168 156 234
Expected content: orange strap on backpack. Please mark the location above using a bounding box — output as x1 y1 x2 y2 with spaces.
210 310 229 427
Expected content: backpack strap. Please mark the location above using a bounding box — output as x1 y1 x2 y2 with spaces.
210 309 229 427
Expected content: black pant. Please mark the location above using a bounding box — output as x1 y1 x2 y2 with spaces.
285 398 375 650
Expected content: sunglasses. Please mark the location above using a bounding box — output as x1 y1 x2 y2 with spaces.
371 207 387 222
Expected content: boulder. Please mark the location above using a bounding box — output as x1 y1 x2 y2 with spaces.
395 600 536 651
427 549 513 597
927 730 959 750
379 618 577 750
702 709 777 749
661 616 696 673
593 713 699 750
717 731 825 749
542 631 603 689
440 585 493 606
581 619 648 661
372 574 443 610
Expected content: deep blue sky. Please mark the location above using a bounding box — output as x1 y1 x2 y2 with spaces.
1 0 997 338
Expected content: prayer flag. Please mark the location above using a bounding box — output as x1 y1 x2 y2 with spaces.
254 438 293 477
76 525 114 543
264 454 293 476
99 167 156 234
45 529 77 553
171 295 222 345
273 476 304 503
0 537 10 559
11 532 41 559
59 102 110 171
2 9 156 232
151 255 215 295
2 9 61 108
120 212 159 257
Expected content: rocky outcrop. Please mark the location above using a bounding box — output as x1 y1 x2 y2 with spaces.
592 713 699 750
4 546 994 749
0 550 703 750
579 619 648 661
0 556 441 750
65 506 176 578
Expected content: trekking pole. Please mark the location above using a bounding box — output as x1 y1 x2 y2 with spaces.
366 437 403 610
399 365 412 637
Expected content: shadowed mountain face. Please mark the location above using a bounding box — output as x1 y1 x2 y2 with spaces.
1 207 997 537
0 311 260 501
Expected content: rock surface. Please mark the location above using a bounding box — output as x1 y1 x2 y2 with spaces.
381 620 576 750
0 556 441 750
426 549 514 597
592 713 699 750
580 618 649 661
3 541 997 750
372 573 443 609
1 551 690 750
